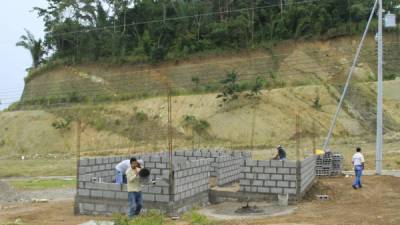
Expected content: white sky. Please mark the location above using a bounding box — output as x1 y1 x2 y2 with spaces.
0 0 47 110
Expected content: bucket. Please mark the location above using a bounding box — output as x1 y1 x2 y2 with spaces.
278 193 289 206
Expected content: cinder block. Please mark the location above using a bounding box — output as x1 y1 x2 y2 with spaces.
277 168 290 174
257 187 270 193
290 182 296 188
270 160 283 167
143 194 155 201
277 181 289 187
271 174 283 180
240 179 250 186
258 161 270 167
82 203 94 211
241 166 251 173
253 180 263 186
290 168 297 174
264 181 276 187
284 175 297 181
148 187 162 194
80 158 89 166
270 187 283 194
252 167 264 173
116 192 128 199
283 188 296 194
245 160 257 166
95 158 103 164
264 167 277 173
95 204 107 212
257 174 269 180
78 189 90 196
103 191 115 199
156 163 167 169
284 161 297 168
91 190 102 198
245 173 255 179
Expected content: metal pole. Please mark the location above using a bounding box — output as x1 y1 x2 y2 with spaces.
376 0 383 175
74 120 81 215
322 0 378 150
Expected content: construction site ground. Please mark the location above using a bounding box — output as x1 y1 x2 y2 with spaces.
0 175 399 225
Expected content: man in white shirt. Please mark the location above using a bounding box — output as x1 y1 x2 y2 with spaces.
115 159 131 184
126 158 143 218
352 147 365 189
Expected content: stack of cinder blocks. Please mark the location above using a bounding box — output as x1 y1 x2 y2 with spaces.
316 153 343 176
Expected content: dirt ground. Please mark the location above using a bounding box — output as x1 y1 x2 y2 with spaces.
0 175 399 225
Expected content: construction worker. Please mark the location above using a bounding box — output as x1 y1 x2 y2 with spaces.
352 147 365 189
115 159 131 184
273 145 287 161
126 157 143 218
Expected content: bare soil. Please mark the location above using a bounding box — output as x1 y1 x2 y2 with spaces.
0 176 399 225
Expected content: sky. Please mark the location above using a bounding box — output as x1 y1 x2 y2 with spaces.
0 0 47 110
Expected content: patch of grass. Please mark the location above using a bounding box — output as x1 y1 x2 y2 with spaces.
113 210 164 225
182 210 216 225
10 178 76 190
0 159 75 178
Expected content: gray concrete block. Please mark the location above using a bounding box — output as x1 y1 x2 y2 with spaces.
271 174 283 180
95 204 107 212
148 187 162 194
95 158 103 164
290 182 296 188
245 160 257 166
143 194 155 201
264 167 276 173
290 168 297 174
257 187 270 193
156 163 167 169
240 179 250 186
264 181 276 187
82 203 94 211
252 167 264 173
91 190 102 198
241 166 251 173
257 174 269 180
277 168 290 174
80 159 89 166
270 187 283 194
270 160 283 167
245 173 255 179
103 191 115 199
284 188 296 194
116 192 128 200
258 161 270 167
253 180 263 186
284 175 297 181
78 189 90 196
277 181 289 188
284 161 297 168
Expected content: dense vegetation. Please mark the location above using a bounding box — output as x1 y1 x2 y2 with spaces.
30 0 399 67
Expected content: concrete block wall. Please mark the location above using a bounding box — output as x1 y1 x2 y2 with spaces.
300 156 317 193
173 159 211 202
216 155 242 186
174 149 251 177
239 160 298 196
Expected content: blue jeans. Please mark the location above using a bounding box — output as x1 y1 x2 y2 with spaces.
353 165 363 188
115 170 127 184
128 192 143 218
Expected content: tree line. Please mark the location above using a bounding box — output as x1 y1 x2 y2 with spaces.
17 0 400 68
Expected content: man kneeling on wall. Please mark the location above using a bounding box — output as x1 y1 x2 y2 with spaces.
126 157 143 218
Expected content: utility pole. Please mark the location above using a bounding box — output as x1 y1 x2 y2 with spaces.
74 120 82 215
376 0 383 175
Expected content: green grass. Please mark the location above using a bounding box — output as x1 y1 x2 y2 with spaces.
113 211 164 225
0 159 75 178
9 178 76 190
182 210 216 225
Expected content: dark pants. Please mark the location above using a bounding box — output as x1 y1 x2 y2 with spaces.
353 165 363 188
128 191 143 218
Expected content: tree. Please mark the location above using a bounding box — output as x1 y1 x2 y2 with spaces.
217 71 241 102
16 29 45 68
